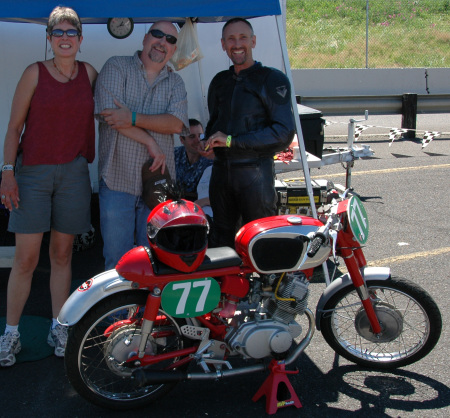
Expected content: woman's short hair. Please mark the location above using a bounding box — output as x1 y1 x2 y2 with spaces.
47 6 82 35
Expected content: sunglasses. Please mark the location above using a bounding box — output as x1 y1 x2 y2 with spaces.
149 29 177 45
50 29 80 38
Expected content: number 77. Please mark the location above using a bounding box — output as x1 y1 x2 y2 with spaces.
172 280 212 315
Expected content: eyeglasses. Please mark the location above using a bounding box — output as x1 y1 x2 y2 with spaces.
187 133 205 140
149 29 177 45
181 133 205 141
49 29 80 38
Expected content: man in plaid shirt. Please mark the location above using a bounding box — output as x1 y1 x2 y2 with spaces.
95 21 189 269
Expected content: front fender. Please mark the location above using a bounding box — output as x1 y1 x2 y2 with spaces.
315 266 391 330
58 269 134 326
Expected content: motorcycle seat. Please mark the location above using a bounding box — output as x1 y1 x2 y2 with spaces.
150 246 243 275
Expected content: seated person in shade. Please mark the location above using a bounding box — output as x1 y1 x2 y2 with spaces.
195 158 214 246
195 162 213 220
174 118 213 200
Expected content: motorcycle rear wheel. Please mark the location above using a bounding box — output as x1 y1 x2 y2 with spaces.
65 291 190 410
320 277 441 369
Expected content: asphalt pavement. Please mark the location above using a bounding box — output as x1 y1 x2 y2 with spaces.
0 113 449 417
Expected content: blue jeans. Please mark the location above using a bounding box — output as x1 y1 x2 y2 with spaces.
99 179 150 270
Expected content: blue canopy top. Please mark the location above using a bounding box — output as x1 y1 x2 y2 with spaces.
0 0 282 24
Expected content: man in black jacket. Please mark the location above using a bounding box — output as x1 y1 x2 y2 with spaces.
204 17 296 248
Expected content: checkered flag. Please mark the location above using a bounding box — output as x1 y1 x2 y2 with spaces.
422 131 440 148
354 124 370 141
388 128 408 146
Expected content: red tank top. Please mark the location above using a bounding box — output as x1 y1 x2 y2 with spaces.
19 61 95 165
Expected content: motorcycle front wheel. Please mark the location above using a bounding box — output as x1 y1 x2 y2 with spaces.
65 291 191 410
320 277 441 369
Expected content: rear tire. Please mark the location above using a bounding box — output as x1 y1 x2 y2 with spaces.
65 291 190 409
320 277 441 369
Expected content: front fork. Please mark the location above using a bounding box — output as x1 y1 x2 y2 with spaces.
138 290 162 357
339 238 382 335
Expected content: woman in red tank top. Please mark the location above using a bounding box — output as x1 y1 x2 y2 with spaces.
0 6 97 367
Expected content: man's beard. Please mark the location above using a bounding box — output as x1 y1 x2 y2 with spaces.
148 46 167 64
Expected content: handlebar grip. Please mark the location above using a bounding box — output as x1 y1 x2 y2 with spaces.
307 233 326 258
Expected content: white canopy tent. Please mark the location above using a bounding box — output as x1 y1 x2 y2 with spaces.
0 0 316 215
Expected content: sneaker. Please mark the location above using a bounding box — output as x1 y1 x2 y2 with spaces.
47 324 68 357
0 332 21 367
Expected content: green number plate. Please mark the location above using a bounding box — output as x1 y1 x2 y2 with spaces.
347 195 369 244
161 277 221 318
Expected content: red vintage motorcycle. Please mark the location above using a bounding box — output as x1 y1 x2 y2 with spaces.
58 190 441 414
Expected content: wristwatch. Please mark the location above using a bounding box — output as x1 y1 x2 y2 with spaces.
2 164 14 172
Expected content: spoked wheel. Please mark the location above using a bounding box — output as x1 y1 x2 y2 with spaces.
65 291 191 410
320 277 441 369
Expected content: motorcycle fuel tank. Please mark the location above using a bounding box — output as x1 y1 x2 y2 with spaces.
235 215 330 274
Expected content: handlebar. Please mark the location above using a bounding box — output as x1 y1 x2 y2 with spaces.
341 188 353 199
307 188 354 258
307 232 326 258
306 206 339 257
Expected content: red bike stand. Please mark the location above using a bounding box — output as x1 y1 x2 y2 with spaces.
252 359 302 414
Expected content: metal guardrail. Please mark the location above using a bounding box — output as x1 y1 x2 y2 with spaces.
297 94 450 116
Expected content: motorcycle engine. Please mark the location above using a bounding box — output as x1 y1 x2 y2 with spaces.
267 272 310 322
225 272 308 359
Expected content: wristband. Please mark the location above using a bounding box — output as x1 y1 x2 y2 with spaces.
2 164 14 172
226 135 232 148
132 112 137 126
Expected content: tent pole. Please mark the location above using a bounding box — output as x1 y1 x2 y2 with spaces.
192 22 210 124
274 14 317 219
275 13 331 285
196 58 209 124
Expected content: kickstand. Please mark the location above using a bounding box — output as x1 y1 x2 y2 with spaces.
252 359 302 414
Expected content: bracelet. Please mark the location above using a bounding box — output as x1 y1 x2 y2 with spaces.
132 112 137 126
2 164 14 172
226 135 232 148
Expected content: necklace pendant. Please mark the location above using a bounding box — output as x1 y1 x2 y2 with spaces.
53 58 76 81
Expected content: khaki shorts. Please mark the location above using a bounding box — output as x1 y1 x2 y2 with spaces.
8 155 91 235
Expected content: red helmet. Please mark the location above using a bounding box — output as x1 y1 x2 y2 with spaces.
147 199 209 273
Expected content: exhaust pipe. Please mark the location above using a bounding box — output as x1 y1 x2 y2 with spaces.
285 308 315 366
132 369 187 386
132 364 266 387
132 308 315 386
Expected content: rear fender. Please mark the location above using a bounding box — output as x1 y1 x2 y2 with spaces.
315 267 391 330
58 269 135 326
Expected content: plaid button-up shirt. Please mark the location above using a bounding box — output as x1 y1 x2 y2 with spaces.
95 51 189 195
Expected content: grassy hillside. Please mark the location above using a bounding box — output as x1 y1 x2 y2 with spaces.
285 0 450 68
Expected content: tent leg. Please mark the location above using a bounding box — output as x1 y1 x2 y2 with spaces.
275 14 318 219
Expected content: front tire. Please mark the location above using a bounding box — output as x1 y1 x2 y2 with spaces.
320 277 441 369
65 291 190 410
